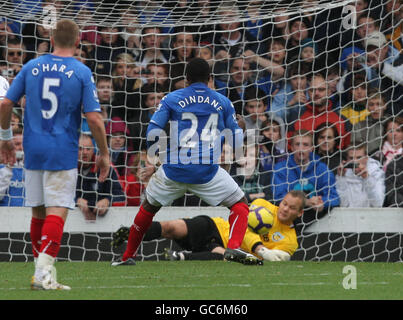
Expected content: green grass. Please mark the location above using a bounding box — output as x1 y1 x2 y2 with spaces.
0 261 402 300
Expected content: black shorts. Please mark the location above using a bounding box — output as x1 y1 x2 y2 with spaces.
174 215 224 252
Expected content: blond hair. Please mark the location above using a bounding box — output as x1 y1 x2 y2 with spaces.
52 19 80 49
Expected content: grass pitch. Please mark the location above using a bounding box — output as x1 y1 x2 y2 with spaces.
0 260 402 300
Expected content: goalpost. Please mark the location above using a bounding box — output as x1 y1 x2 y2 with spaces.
0 0 402 262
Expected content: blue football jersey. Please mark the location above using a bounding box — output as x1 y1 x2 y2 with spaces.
147 82 243 184
6 54 101 170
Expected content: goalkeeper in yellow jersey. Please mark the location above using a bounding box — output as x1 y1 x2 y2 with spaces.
112 190 305 264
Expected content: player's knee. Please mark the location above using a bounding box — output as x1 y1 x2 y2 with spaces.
230 200 249 215
142 198 161 214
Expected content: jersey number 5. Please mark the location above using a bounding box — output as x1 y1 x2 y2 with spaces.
41 77 60 119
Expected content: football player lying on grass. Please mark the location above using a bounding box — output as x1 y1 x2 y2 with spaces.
112 190 305 264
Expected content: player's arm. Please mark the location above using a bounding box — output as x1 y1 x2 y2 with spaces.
85 111 110 182
223 101 244 160
254 244 291 262
0 98 16 166
146 97 170 161
81 69 110 183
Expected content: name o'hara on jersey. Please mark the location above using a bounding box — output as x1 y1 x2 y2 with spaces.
178 95 223 111
31 63 74 78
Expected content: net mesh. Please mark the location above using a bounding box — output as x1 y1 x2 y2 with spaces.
0 0 402 262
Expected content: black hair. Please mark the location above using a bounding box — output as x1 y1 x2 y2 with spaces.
185 58 210 84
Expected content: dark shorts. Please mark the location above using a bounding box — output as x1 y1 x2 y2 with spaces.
174 215 224 252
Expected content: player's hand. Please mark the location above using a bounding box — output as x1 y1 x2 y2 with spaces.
0 140 16 167
95 154 110 183
236 114 245 131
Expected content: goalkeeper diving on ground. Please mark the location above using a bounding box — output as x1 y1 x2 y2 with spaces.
112 190 305 264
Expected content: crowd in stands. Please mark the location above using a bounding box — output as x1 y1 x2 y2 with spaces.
0 0 402 223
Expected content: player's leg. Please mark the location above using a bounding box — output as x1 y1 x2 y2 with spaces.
225 196 249 250
164 216 225 261
29 169 77 290
188 167 249 249
30 206 46 261
113 167 187 265
113 219 189 247
118 198 161 263
26 170 46 262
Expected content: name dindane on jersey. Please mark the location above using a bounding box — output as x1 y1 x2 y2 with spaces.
148 89 243 166
146 82 243 184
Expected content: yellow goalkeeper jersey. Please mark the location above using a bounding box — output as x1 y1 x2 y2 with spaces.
212 198 298 256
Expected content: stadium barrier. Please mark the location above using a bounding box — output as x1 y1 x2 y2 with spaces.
1 207 402 262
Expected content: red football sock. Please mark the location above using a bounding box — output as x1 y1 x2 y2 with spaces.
227 202 249 249
122 205 155 261
30 217 45 258
39 215 65 258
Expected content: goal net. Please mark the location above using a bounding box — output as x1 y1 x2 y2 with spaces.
0 0 402 262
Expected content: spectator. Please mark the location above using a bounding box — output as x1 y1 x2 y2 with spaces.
0 131 25 206
75 3 102 46
232 143 271 203
96 76 114 119
144 60 170 91
270 62 309 123
379 0 401 35
336 142 385 208
384 154 403 207
385 2 403 52
106 117 133 178
253 38 287 97
169 28 198 89
272 130 340 228
362 30 403 115
197 41 214 68
374 116 403 171
242 86 268 134
76 134 126 221
21 22 51 59
111 53 142 121
351 88 390 156
286 16 312 63
136 26 169 68
355 14 381 50
314 122 343 175
11 108 23 133
119 8 142 60
0 18 19 45
2 38 27 72
242 0 267 42
129 83 166 150
121 150 156 206
243 37 286 83
326 64 342 111
212 5 257 79
259 115 287 173
299 38 318 68
340 73 370 126
94 25 126 75
262 8 290 42
215 57 257 115
337 46 366 96
291 73 350 150
170 27 197 64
